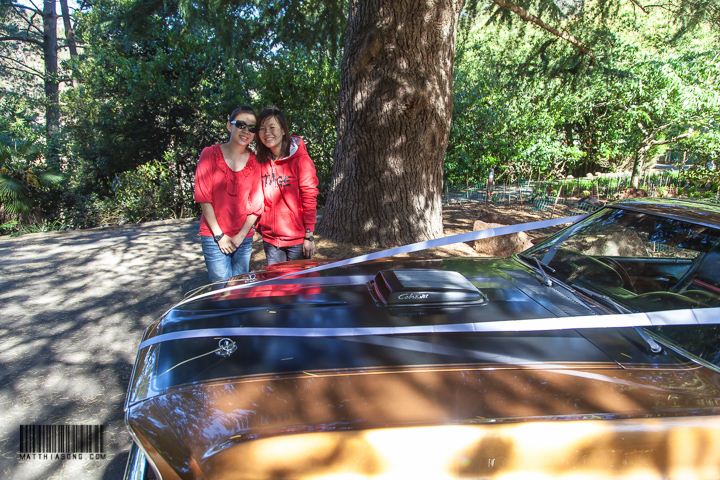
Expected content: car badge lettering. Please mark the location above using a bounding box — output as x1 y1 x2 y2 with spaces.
397 293 430 300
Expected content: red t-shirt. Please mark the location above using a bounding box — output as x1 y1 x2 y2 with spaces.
194 144 263 238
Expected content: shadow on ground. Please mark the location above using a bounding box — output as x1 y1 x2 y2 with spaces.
0 219 208 480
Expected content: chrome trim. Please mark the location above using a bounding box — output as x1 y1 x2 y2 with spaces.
123 441 148 480
645 328 720 374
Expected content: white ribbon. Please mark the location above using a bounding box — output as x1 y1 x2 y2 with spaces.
137 212 720 351
170 214 589 312
139 307 719 350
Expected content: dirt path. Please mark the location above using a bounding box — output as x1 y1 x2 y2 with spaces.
298 202 574 268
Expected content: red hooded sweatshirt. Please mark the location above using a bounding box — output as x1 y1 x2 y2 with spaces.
257 136 319 247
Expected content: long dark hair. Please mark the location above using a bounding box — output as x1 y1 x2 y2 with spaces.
255 106 292 164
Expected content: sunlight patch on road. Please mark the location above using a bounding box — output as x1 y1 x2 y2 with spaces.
1 338 49 361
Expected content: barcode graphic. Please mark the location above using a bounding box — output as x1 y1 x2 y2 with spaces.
19 425 105 453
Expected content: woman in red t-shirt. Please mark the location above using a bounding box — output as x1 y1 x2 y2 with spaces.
194 106 263 283
255 106 319 265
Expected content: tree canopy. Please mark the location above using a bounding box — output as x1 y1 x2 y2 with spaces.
0 0 718 239
447 1 719 188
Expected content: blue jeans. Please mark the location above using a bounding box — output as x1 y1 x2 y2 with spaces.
263 241 305 266
201 235 253 283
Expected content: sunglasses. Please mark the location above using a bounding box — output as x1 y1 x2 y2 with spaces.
230 120 256 133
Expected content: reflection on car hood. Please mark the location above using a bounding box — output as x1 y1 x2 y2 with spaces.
127 256 712 403
125 256 720 480
153 257 590 335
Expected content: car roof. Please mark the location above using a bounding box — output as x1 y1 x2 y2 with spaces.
610 197 720 229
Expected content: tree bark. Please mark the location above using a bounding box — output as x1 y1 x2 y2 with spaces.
59 0 77 58
318 0 465 247
630 124 692 188
42 0 60 143
630 153 644 189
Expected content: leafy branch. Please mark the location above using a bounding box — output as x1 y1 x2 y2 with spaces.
0 53 46 77
490 0 596 60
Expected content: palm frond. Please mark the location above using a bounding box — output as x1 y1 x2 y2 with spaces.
38 169 65 185
0 145 11 164
0 195 32 215
0 176 25 198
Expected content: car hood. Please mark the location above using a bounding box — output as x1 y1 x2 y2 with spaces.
127 256 715 402
129 257 603 401
125 257 720 479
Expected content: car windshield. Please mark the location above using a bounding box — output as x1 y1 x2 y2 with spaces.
522 206 720 312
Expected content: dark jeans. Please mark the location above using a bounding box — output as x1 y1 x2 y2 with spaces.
263 241 305 266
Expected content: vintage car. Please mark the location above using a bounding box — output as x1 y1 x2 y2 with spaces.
124 198 720 480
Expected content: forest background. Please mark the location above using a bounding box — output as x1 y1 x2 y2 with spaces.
1 0 719 240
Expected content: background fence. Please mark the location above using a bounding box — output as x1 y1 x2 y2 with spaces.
442 171 720 218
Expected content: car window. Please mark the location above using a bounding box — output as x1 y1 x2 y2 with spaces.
524 208 720 310
553 209 708 260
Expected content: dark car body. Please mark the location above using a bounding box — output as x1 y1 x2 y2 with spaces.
125 198 720 480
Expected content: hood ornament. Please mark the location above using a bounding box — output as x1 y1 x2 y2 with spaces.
216 338 237 357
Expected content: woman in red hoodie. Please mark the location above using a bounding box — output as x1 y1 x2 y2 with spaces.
255 106 319 265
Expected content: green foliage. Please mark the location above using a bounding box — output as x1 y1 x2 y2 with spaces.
0 4 45 148
57 159 201 229
253 46 340 200
445 3 720 187
0 95 44 144
59 0 341 225
0 218 68 237
110 160 184 223
0 138 64 223
57 191 111 230
64 0 232 191
178 0 347 63
60 0 250 227
681 162 720 194
4 0 720 231
446 21 589 186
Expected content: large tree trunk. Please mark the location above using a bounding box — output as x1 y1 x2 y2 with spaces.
317 0 465 247
43 0 59 141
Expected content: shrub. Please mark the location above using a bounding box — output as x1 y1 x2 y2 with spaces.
58 192 114 229
110 160 181 224
1 218 69 237
57 156 199 230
